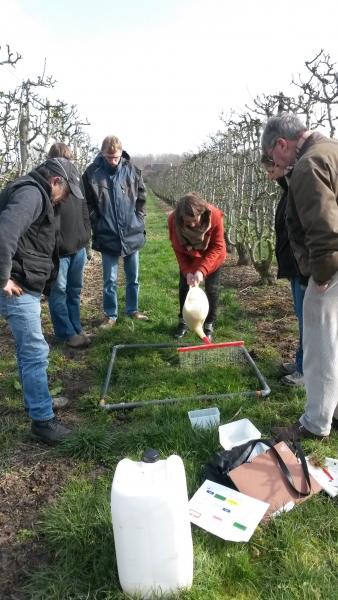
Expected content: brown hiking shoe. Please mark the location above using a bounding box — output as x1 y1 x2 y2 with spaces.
99 318 116 329
79 330 94 340
271 421 325 442
52 396 70 411
128 311 149 321
67 334 90 348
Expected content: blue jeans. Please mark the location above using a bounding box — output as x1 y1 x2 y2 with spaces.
0 291 54 421
101 251 139 320
48 248 86 340
290 276 305 375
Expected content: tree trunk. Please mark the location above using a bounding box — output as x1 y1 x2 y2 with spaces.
225 233 233 254
252 259 275 285
236 242 251 266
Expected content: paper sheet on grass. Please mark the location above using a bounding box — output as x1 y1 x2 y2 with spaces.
188 479 269 542
305 457 338 498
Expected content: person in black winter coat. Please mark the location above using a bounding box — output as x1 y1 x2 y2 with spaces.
47 143 91 348
261 154 307 387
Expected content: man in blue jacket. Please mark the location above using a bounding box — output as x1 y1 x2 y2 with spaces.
83 136 148 327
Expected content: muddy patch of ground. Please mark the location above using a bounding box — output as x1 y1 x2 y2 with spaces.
0 255 104 600
0 458 75 599
220 258 297 363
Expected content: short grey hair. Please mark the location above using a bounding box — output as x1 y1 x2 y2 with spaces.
261 113 307 152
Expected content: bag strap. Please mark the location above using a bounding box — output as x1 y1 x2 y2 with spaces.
257 439 312 497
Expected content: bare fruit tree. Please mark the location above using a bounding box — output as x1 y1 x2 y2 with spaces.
0 44 94 188
150 114 278 283
0 44 22 67
151 50 338 284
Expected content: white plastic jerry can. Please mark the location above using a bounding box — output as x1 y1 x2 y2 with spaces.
183 285 210 343
111 449 194 598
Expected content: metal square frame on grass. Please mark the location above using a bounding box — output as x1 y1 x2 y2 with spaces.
99 341 271 411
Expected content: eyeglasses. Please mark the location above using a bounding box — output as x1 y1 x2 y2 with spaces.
268 140 277 160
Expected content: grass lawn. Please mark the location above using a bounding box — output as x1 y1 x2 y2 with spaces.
1 189 338 599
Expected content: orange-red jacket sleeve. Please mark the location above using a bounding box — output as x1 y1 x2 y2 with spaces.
168 207 226 277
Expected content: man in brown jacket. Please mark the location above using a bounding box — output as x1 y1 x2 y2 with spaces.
262 113 338 441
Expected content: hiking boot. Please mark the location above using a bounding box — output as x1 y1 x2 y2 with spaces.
31 417 74 445
52 396 70 411
99 318 116 329
67 334 90 348
79 330 94 340
280 362 297 375
128 311 149 321
281 371 305 387
204 323 214 342
271 420 325 442
175 319 188 339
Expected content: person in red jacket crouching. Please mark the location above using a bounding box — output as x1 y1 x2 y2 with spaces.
168 191 226 341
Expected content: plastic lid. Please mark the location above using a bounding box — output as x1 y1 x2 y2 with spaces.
142 449 160 463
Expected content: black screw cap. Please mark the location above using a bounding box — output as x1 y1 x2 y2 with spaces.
142 449 160 463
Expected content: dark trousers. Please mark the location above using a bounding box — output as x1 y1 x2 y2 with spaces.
178 267 221 325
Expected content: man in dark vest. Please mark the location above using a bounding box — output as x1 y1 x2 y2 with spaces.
0 158 83 444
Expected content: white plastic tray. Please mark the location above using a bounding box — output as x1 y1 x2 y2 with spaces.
188 407 220 428
219 418 261 450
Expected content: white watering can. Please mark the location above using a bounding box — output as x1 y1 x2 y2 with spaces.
183 284 211 344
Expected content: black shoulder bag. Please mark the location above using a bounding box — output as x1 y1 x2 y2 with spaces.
200 438 312 497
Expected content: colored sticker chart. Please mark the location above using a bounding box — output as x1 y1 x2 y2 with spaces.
188 479 269 542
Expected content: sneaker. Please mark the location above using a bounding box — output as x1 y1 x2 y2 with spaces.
281 362 297 375
204 323 214 342
31 417 74 445
99 318 116 329
128 311 149 321
175 320 188 339
281 371 305 387
204 330 214 342
52 396 70 410
271 420 325 442
67 334 90 348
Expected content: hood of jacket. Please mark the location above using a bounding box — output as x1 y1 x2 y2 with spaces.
93 150 131 169
83 154 146 257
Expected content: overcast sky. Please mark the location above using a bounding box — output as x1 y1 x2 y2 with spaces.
1 0 338 156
